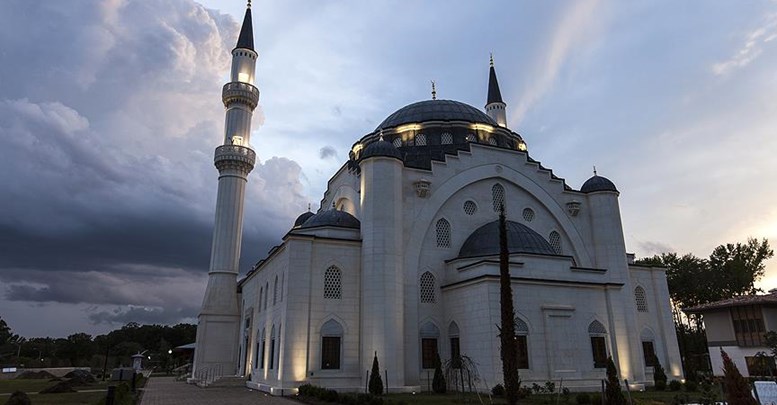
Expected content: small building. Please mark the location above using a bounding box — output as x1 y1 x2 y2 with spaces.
685 292 777 377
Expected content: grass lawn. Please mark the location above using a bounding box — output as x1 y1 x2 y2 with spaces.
385 389 721 405
0 379 115 405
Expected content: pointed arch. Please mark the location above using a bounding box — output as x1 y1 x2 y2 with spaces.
448 321 460 337
435 218 451 248
420 321 440 369
269 324 276 370
588 320 607 369
588 320 607 335
419 271 437 303
321 319 343 369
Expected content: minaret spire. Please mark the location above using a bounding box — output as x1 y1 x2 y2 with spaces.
486 54 507 127
194 0 261 379
431 80 437 100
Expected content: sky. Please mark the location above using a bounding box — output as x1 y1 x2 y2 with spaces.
1 0 776 338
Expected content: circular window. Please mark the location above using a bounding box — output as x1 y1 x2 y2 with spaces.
522 208 535 222
392 137 402 148
463 200 477 216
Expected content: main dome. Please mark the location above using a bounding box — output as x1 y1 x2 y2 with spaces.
458 220 556 258
377 100 498 130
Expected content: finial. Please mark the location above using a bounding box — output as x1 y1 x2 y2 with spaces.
379 129 385 141
247 0 252 8
490 53 494 67
431 80 437 100
593 165 597 176
307 203 311 212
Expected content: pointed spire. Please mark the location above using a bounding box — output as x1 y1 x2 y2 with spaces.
593 165 597 176
431 80 437 100
487 54 503 104
235 1 254 51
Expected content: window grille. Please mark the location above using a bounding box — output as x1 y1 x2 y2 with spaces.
465 133 476 142
549 231 562 254
441 132 453 144
515 318 529 334
416 133 427 146
588 320 608 368
392 137 402 148
488 137 498 145
588 320 607 335
522 208 535 222
435 218 451 248
463 200 477 216
420 272 437 303
635 286 648 312
492 184 505 212
324 266 342 299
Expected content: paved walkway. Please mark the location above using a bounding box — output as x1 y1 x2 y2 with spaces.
140 377 297 405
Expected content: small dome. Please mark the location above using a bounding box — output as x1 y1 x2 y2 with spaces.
580 175 618 193
377 100 497 130
361 138 402 160
299 209 361 229
458 220 556 258
293 211 314 227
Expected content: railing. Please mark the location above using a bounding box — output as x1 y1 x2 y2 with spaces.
214 144 256 168
222 82 260 108
194 363 223 387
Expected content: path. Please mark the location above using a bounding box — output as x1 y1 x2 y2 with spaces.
140 377 297 405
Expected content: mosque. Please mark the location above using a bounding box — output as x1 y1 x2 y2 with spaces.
192 2 683 394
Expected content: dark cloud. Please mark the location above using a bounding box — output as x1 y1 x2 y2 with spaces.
637 241 675 257
319 146 338 160
88 306 198 326
0 0 307 333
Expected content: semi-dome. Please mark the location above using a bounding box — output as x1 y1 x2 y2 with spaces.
293 211 315 227
361 137 402 160
377 99 498 130
580 175 618 193
458 220 556 258
299 209 361 229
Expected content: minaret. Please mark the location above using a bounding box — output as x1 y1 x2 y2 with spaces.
193 1 260 378
485 54 507 127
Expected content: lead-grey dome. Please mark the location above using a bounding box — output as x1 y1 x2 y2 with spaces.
293 211 314 227
458 220 556 258
299 209 360 229
361 138 402 160
580 175 618 193
377 100 498 130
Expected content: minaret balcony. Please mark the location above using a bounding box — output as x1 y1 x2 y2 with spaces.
214 144 256 172
222 82 260 109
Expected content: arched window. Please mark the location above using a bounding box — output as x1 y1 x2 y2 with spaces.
416 133 427 146
435 218 451 248
588 320 607 369
465 133 477 142
269 325 276 370
515 317 529 369
492 184 505 212
522 208 535 222
256 328 264 369
321 319 344 370
463 200 477 215
324 266 342 299
635 286 648 312
449 322 461 368
273 276 278 305
641 328 657 367
420 272 437 303
392 137 402 148
280 274 284 302
258 287 263 312
420 322 440 369
264 282 269 309
441 132 453 145
549 231 562 254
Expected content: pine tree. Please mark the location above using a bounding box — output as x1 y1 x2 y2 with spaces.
653 355 667 391
721 349 758 405
432 353 447 393
369 351 384 395
605 357 626 405
498 204 520 405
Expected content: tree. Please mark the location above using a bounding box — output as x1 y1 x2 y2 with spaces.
605 357 626 405
432 353 446 394
708 238 773 298
652 355 667 391
720 349 758 405
368 351 383 395
497 204 520 405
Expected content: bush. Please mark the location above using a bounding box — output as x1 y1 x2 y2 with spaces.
668 380 682 391
576 392 592 404
590 393 602 405
492 383 505 397
545 381 556 394
653 357 668 391
432 353 446 394
368 352 384 396
654 379 667 391
518 386 533 399
684 380 697 392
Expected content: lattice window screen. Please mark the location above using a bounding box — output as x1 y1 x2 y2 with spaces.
420 272 437 303
416 133 427 146
463 201 477 216
549 231 562 254
515 318 529 334
435 218 451 248
441 133 453 144
392 137 402 148
635 286 648 312
492 184 505 212
588 320 607 335
324 266 342 299
465 133 477 142
488 137 498 145
522 208 535 222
